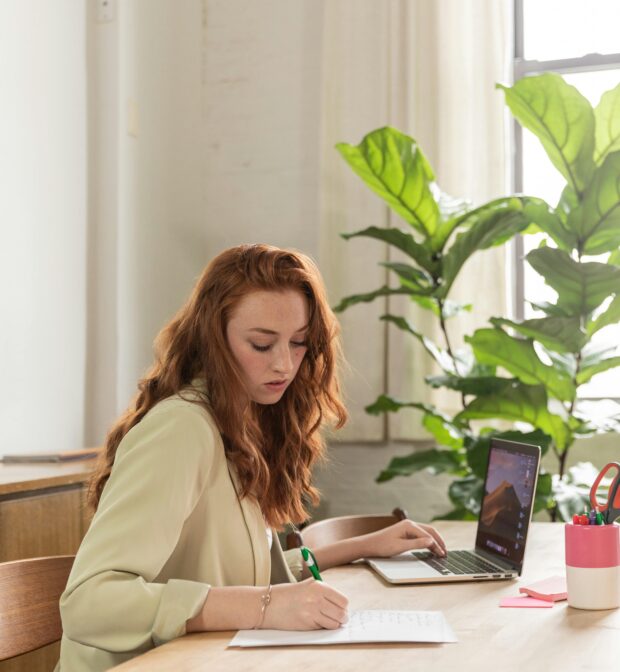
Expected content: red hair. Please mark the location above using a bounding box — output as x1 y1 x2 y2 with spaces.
87 244 347 527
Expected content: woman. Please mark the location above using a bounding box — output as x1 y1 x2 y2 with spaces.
57 244 446 671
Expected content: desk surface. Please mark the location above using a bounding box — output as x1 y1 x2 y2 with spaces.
0 458 97 497
113 521 620 672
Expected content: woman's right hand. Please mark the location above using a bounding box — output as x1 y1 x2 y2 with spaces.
261 578 349 630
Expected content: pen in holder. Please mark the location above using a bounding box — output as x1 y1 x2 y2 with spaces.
565 523 620 610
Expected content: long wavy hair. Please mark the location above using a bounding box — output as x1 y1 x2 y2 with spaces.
87 244 347 527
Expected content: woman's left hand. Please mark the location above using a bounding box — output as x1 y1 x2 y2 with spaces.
357 519 447 558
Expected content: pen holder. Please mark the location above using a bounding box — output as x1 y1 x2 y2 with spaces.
565 523 620 610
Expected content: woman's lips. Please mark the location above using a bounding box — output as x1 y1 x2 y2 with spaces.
264 380 287 391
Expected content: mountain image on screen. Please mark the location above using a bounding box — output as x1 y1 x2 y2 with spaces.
480 480 523 538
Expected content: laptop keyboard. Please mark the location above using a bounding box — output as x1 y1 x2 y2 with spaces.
412 550 504 575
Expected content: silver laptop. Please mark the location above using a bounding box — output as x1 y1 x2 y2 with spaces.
367 438 541 583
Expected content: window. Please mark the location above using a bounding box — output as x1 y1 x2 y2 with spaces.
513 0 620 399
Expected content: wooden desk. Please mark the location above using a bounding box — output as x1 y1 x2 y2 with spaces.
0 458 96 562
112 522 620 672
0 458 97 672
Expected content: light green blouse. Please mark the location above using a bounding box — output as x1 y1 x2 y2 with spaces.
56 390 302 672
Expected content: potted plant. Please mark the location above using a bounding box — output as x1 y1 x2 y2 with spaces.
335 73 620 520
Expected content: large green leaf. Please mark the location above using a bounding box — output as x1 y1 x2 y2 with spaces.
408 296 472 319
580 341 618 368
455 383 571 451
609 249 620 266
425 373 514 396
341 226 436 272
433 507 478 522
587 294 620 336
376 448 465 483
379 261 433 292
594 82 620 164
556 185 579 224
578 151 620 255
365 394 472 434
448 475 483 515
422 413 465 450
365 394 431 416
490 316 586 353
493 428 552 455
522 200 576 251
527 247 620 316
553 470 593 522
534 472 554 514
380 314 456 372
465 429 551 480
333 286 413 313
437 190 470 221
466 328 576 401
432 197 528 252
438 201 529 298
577 355 620 385
573 399 620 434
542 348 577 378
528 300 573 318
336 127 440 236
439 300 473 318
498 74 595 194
464 435 492 479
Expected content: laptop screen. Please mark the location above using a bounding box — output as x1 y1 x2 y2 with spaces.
475 438 541 572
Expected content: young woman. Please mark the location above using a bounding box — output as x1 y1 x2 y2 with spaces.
56 244 446 671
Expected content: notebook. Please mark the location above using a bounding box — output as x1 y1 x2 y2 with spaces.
366 438 541 584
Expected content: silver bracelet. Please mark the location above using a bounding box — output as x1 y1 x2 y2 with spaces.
255 583 272 629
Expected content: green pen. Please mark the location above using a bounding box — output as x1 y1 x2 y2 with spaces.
300 546 323 581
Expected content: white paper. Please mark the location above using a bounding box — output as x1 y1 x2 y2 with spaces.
228 610 457 647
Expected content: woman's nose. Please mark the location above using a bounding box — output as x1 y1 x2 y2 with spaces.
272 345 293 374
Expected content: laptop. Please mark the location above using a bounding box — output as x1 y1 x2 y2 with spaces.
366 438 541 583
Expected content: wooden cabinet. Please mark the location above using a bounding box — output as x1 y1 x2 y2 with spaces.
0 460 96 672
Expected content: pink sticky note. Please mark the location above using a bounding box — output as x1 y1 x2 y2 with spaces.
500 596 554 608
518 575 567 602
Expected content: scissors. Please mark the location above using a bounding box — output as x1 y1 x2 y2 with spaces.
590 462 620 525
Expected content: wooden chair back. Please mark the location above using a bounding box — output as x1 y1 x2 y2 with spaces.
287 508 408 550
0 555 75 661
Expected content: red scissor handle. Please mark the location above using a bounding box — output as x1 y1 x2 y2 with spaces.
590 462 620 512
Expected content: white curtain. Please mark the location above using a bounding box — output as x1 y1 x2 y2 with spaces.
318 0 513 441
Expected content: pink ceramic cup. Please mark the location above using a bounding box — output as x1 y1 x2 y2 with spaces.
565 523 620 610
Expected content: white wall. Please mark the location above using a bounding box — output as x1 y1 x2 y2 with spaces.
85 0 327 443
0 1 87 453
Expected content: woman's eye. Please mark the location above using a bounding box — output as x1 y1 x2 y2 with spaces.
251 343 271 352
291 341 307 348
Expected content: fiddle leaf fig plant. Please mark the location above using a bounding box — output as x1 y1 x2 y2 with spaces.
335 73 620 521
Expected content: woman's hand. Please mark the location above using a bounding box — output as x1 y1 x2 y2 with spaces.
262 578 349 630
357 519 447 558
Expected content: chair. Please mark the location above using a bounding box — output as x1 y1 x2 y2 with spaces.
0 555 75 661
286 507 409 550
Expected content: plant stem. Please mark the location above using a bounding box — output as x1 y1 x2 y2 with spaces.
437 299 466 407
438 306 456 366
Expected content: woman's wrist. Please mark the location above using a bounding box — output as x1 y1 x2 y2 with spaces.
186 586 266 632
312 534 368 572
254 584 272 629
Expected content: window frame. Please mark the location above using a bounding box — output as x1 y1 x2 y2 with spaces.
511 0 620 400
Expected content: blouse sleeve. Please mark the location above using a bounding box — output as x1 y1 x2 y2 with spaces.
60 404 214 652
282 548 304 581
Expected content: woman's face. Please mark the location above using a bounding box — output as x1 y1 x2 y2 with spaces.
226 289 309 404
